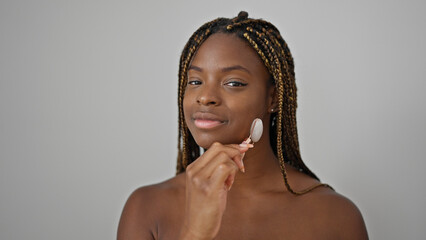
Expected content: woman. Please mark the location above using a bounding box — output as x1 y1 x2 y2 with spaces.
118 11 368 240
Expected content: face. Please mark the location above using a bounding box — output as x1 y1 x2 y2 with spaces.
183 33 275 149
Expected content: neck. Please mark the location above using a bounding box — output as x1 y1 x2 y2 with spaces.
231 136 283 193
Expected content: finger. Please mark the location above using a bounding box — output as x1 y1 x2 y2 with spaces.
223 144 250 172
240 152 246 172
188 142 244 174
185 142 224 174
209 160 239 191
226 143 253 153
218 144 247 172
196 150 240 180
185 153 236 195
224 173 235 191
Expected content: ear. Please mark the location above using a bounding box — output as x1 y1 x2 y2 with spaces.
267 85 279 113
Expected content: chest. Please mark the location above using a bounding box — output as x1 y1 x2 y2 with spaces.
217 199 332 240
156 195 335 240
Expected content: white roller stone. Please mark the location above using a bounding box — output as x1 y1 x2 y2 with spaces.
250 118 263 143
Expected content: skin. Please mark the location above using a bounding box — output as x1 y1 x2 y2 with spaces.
117 33 368 240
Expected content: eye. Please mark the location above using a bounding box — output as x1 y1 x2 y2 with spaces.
188 80 202 85
225 81 248 87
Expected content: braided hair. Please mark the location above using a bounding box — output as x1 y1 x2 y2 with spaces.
176 11 332 195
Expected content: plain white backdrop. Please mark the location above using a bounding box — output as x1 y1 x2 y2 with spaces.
1 0 425 239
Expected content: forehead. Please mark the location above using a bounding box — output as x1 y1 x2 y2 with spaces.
190 33 269 76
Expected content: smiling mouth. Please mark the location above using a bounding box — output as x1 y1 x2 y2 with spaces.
192 112 227 129
194 119 225 129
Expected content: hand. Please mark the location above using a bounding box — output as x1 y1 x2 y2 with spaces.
179 142 250 240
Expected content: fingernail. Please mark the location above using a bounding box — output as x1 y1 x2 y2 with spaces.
241 153 246 173
228 179 234 191
239 143 247 148
239 143 254 148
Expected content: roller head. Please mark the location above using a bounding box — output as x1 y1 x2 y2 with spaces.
250 118 263 143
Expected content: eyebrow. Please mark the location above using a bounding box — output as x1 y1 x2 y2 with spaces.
222 65 251 74
188 65 203 72
188 65 251 74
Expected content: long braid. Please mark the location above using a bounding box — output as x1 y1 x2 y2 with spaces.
262 25 324 182
176 11 333 194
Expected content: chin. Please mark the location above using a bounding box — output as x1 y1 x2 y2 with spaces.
191 131 245 149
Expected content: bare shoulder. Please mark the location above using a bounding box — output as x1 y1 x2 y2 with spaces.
303 187 369 240
117 174 186 240
283 165 368 239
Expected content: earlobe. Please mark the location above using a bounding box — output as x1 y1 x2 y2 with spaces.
269 104 278 113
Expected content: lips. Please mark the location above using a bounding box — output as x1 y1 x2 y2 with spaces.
192 112 226 129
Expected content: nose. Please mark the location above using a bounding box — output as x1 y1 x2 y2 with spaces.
197 85 221 106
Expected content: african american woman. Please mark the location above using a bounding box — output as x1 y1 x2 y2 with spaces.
117 11 368 240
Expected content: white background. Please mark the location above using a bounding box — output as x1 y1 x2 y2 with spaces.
1 0 425 239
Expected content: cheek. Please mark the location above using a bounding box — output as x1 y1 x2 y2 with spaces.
229 90 268 117
182 93 191 122
226 93 268 138
182 89 200 132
